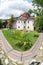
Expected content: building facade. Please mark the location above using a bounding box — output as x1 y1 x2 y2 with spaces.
12 12 34 31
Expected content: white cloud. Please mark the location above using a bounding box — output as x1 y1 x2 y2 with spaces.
0 0 34 19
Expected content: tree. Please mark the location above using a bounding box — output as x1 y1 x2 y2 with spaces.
32 0 43 7
3 20 8 28
33 9 43 16
9 15 15 29
32 0 43 32
32 0 43 16
28 9 33 14
0 20 3 28
34 16 43 32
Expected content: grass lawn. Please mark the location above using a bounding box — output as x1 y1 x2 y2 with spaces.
2 30 40 51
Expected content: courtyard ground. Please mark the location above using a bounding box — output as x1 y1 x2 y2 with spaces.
0 30 43 65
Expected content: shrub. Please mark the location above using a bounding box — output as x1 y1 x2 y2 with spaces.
23 41 32 51
15 42 24 47
34 33 39 37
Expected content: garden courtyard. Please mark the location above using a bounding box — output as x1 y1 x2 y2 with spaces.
2 30 40 51
0 30 43 65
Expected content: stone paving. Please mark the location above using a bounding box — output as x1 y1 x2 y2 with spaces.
35 42 43 62
0 30 43 62
0 30 43 65
24 42 43 65
0 40 43 65
0 39 24 65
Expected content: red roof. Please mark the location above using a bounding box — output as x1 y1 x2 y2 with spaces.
18 12 34 20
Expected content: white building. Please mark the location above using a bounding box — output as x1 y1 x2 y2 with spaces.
12 12 34 31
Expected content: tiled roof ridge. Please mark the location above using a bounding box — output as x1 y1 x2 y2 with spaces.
18 12 34 20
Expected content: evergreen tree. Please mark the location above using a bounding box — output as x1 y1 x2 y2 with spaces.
9 15 15 29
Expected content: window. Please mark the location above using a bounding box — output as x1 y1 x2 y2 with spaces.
18 21 20 23
28 21 29 23
24 26 25 28
28 26 29 28
18 26 20 28
24 21 25 23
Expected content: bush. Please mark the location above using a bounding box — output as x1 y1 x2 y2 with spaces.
34 33 39 37
15 42 24 47
23 41 32 51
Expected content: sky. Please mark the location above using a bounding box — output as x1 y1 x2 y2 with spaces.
0 0 34 19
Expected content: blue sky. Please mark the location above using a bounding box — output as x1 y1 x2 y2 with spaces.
0 0 32 2
27 0 32 2
0 0 34 19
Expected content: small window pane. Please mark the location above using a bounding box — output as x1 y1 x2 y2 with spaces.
24 21 25 23
18 26 20 28
18 21 20 23
28 26 29 28
24 26 25 28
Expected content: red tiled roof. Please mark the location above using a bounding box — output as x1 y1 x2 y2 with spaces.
18 12 34 20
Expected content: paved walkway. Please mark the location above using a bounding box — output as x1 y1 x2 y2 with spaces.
0 39 24 65
0 30 43 62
